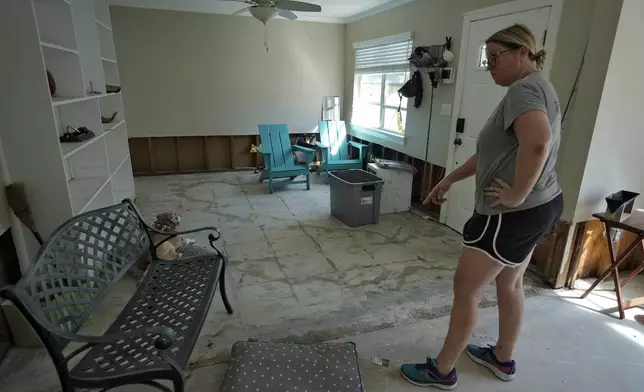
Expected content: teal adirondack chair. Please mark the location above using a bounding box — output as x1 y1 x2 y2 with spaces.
257 124 316 194
315 121 368 183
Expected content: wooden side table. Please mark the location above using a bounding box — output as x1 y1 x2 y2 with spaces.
582 212 644 319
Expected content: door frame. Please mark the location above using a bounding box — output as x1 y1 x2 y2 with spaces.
440 0 564 225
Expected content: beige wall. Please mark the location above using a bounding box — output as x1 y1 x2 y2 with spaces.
345 0 507 167
573 0 640 222
345 0 610 221
111 7 346 137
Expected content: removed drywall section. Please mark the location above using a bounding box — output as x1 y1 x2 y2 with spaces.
573 0 641 222
111 7 345 137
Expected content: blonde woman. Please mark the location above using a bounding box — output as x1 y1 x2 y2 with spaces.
401 24 563 389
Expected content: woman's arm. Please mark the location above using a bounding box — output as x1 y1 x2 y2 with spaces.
513 111 551 199
423 154 476 205
445 154 477 183
486 110 551 208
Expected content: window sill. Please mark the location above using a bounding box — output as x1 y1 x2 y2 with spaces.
349 124 405 147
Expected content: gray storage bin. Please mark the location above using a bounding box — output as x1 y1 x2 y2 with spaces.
329 169 384 227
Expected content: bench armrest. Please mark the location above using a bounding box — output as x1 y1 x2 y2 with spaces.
314 141 329 150
147 225 221 240
124 199 222 248
293 145 316 154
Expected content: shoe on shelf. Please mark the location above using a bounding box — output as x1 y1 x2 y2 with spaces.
400 357 457 390
466 344 516 381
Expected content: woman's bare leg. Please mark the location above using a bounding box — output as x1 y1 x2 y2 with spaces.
493 252 532 362
435 247 504 374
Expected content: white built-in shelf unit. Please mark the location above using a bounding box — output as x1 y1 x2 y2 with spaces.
0 0 134 264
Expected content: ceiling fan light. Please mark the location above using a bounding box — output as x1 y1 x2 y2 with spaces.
249 6 279 23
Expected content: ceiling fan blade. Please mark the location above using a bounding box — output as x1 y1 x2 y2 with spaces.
279 9 298 20
232 6 252 15
276 0 321 12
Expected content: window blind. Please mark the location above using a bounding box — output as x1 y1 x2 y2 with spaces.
353 32 413 74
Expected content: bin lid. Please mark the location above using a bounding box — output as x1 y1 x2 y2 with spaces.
373 158 417 174
329 169 384 184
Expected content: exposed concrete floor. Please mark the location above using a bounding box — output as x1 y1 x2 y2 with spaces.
128 172 546 365
2 171 643 391
3 295 643 391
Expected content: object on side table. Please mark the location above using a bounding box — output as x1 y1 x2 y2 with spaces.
605 190 639 241
59 126 95 143
101 111 118 124
106 84 121 93
605 190 640 221
46 70 56 96
329 169 384 227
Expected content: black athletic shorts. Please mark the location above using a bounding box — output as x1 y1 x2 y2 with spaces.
462 193 564 267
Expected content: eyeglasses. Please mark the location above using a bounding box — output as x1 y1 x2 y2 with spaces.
484 48 514 70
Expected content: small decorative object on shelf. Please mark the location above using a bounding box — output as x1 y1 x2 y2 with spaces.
47 70 56 96
443 37 454 63
59 126 95 143
409 45 449 68
102 111 118 123
106 84 121 93
86 81 102 96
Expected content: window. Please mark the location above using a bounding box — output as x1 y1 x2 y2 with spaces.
352 33 413 134
478 44 489 69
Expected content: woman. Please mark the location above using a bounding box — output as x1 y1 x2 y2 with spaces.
401 24 563 389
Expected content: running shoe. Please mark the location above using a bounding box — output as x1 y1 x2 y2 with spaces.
466 344 516 381
400 357 457 390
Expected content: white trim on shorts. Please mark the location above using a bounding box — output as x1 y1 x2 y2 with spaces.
461 213 521 268
461 244 511 268
463 215 491 244
492 214 515 265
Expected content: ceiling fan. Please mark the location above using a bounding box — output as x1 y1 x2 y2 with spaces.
221 0 322 23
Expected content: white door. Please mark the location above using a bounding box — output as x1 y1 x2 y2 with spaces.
446 6 552 232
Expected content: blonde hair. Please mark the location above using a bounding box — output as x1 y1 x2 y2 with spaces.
486 24 547 70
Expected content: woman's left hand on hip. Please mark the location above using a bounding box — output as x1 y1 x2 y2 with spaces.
485 178 525 208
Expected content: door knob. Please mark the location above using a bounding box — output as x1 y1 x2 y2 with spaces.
453 138 462 146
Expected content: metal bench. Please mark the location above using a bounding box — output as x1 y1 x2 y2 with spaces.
0 200 233 392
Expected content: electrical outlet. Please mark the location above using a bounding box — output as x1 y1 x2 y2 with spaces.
441 104 452 116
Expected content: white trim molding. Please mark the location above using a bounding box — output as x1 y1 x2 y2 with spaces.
440 0 563 225
344 0 417 23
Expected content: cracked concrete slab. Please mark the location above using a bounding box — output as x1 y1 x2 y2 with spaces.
0 172 552 391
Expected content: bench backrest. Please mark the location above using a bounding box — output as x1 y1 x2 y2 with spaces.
9 201 150 335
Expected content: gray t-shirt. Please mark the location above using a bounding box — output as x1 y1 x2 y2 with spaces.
475 71 562 215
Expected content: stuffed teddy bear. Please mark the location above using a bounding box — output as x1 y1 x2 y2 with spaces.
128 212 192 283
150 212 185 260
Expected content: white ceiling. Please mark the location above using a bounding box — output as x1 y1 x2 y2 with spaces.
108 0 416 23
